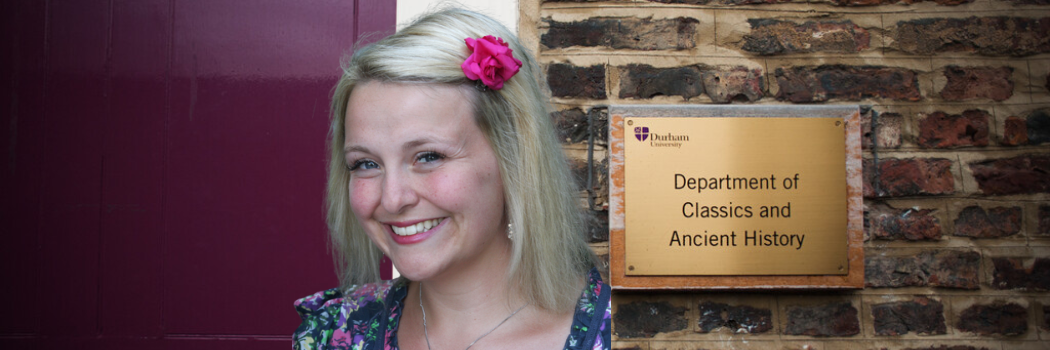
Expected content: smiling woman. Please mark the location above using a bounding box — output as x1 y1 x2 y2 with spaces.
292 8 610 350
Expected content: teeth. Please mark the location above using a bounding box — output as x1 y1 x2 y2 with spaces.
392 218 443 236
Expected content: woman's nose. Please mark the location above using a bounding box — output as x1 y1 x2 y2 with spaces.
380 168 419 214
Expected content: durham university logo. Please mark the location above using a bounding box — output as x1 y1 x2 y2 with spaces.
634 126 650 141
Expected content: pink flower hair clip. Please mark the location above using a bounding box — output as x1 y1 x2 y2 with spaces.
461 35 523 91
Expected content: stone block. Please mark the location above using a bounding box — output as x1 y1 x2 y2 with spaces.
992 257 1050 291
700 66 764 103
872 296 948 335
865 250 980 289
775 65 922 103
618 64 704 100
614 300 689 338
953 206 1022 238
867 203 943 241
783 301 860 336
969 155 1050 196
940 66 1014 102
542 17 698 50
742 19 870 55
917 110 990 148
863 158 955 198
956 302 1028 336
548 63 606 99
892 17 1050 56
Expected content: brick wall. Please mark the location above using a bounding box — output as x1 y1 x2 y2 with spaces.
522 0 1050 348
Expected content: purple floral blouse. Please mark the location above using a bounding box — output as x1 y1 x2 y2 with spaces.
293 268 612 350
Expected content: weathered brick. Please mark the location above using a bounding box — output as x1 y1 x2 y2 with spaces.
614 300 689 338
775 65 921 103
783 302 860 337
957 302 1028 336
646 0 712 4
902 344 991 346
992 257 1050 291
742 19 870 55
619 64 703 100
586 209 610 243
953 206 1022 238
1002 116 1028 146
862 112 903 150
940 66 1014 102
865 250 980 289
867 203 942 241
863 158 955 198
918 110 990 148
834 0 972 4
548 63 606 99
1039 206 1050 236
969 155 1050 195
542 17 698 50
551 107 608 144
696 301 773 334
893 17 1050 56
872 297 947 336
1027 108 1050 145
701 66 764 103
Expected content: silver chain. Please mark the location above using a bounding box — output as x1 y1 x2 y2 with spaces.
419 282 529 350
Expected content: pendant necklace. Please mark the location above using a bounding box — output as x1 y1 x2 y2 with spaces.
419 282 529 350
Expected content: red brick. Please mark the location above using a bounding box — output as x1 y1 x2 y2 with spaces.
614 300 689 338
865 250 980 289
696 301 773 334
1043 305 1050 331
953 206 1022 238
992 257 1050 291
940 66 1014 102
867 203 943 241
548 63 606 99
541 17 698 50
742 19 870 55
893 17 1050 56
918 110 990 148
619 64 704 100
701 66 764 103
957 302 1028 336
864 158 955 198
862 112 903 150
783 302 860 337
1002 116 1028 146
872 297 947 336
901 346 992 350
969 155 1050 195
775 65 921 103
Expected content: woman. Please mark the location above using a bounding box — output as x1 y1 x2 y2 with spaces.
293 8 611 350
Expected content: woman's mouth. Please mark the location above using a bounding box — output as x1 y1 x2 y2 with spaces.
391 218 444 236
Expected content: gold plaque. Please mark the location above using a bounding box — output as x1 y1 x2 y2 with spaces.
624 117 848 275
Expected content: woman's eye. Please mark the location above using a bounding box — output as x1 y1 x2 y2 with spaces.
348 159 379 171
416 152 445 164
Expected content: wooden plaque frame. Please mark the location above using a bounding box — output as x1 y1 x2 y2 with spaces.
608 105 865 290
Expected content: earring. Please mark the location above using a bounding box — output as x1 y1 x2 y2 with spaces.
507 223 514 239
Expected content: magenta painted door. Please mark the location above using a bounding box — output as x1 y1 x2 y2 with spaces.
0 1 394 348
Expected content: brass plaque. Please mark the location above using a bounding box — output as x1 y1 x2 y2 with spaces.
624 117 848 275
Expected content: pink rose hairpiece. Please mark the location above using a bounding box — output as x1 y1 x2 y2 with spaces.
461 35 522 91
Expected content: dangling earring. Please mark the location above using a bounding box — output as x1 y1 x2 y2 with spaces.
507 222 514 239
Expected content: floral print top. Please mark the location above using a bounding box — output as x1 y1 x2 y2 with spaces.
293 268 612 350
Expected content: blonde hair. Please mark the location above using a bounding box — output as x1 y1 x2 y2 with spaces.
325 8 596 311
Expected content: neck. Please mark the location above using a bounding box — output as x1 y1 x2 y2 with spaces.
416 240 520 318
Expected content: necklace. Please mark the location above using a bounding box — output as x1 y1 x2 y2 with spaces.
418 282 529 350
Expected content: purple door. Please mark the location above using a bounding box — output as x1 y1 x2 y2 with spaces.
0 1 394 348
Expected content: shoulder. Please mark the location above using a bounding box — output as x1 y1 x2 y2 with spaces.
292 279 405 350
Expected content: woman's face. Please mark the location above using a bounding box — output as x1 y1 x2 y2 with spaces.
343 81 508 282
